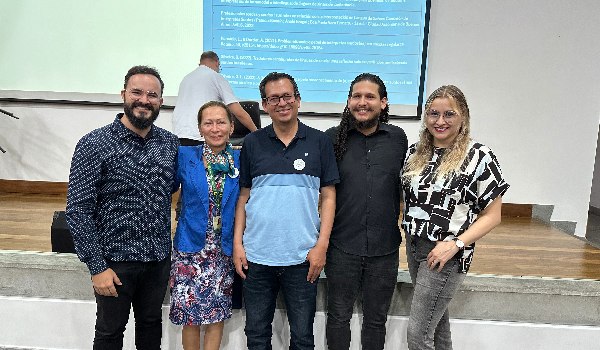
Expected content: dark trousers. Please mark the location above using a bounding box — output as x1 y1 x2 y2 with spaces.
325 245 399 350
93 257 170 350
243 261 318 350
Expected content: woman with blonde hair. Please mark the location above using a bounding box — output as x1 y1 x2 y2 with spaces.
402 85 509 350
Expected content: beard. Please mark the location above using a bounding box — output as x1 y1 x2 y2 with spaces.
123 100 160 130
355 117 378 131
351 109 379 131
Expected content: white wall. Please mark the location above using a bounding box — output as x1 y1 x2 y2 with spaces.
425 0 600 237
2 0 600 236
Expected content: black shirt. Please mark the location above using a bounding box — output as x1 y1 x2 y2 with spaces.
326 123 408 256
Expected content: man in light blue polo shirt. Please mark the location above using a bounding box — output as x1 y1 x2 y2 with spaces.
233 72 339 350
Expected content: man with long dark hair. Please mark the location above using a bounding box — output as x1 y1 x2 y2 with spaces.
325 73 408 350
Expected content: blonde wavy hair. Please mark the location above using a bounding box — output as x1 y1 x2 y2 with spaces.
403 85 471 180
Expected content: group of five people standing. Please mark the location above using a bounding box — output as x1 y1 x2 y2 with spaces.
66 60 508 350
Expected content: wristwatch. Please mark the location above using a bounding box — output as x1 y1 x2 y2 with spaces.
453 237 465 250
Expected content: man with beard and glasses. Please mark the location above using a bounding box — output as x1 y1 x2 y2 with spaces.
66 65 179 350
324 73 408 350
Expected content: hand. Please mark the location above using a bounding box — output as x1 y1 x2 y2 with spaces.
233 243 249 279
306 244 327 283
427 241 460 272
92 268 122 297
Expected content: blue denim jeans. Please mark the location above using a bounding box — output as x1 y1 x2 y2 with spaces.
93 257 170 350
243 261 318 350
325 245 399 350
406 236 465 350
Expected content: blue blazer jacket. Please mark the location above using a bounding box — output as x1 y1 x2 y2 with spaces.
173 145 240 255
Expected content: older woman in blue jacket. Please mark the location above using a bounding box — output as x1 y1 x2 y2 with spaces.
169 101 241 350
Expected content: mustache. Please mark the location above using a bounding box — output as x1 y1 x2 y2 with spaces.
131 101 154 110
351 106 374 112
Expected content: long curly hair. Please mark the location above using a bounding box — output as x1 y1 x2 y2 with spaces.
333 73 390 160
403 85 471 180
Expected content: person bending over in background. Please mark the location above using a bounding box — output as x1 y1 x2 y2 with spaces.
172 50 257 147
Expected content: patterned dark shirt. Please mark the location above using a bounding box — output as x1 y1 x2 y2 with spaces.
66 114 179 275
402 141 509 273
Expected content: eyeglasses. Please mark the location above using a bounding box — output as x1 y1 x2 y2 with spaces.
125 89 161 102
426 110 458 121
263 94 296 106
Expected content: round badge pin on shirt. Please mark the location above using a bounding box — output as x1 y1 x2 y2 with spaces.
293 159 305 171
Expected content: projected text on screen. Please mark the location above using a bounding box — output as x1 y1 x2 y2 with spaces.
203 0 429 116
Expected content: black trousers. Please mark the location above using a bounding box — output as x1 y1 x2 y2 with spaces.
93 257 170 350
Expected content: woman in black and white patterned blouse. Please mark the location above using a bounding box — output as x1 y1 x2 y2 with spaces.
402 85 509 350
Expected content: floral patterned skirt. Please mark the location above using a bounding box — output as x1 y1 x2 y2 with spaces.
169 244 234 325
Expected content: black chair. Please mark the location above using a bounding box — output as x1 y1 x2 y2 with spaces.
51 211 245 307
230 101 261 146
51 210 75 253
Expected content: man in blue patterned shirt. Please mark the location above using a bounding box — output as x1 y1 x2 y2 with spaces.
66 65 179 350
